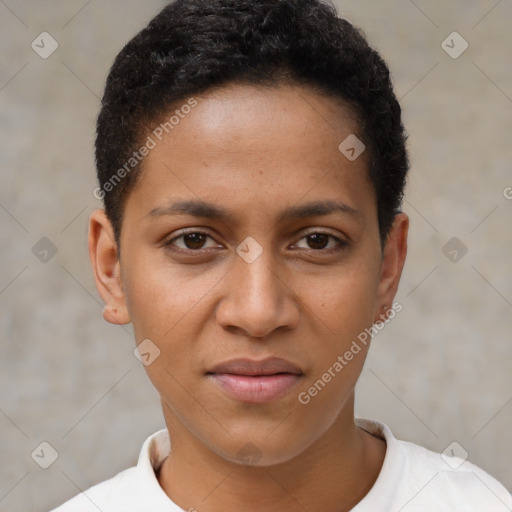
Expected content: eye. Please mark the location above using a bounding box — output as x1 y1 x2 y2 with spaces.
294 232 347 251
164 230 347 254
165 230 221 251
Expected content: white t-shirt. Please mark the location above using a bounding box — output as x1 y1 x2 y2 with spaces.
49 418 512 512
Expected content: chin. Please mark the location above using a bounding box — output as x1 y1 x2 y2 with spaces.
207 427 313 468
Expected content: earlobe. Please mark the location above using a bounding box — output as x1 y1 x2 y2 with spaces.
373 213 409 323
103 304 126 325
88 209 131 325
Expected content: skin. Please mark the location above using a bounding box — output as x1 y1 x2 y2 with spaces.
89 83 408 512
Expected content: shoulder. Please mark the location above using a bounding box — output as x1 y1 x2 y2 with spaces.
49 466 141 512
400 439 511 510
356 418 512 511
48 429 178 512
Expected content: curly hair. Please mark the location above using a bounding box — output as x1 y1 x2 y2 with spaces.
95 0 409 246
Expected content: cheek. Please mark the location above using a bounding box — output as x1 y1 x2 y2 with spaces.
295 272 377 424
305 257 381 341
295 251 380 408
121 249 220 340
121 258 209 399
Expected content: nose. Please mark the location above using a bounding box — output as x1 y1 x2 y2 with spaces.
215 245 300 338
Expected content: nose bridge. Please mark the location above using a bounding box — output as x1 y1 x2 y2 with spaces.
234 239 282 305
216 236 298 337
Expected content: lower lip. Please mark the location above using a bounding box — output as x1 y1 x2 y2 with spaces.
209 373 301 404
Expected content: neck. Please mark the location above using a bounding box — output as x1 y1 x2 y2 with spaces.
157 403 385 512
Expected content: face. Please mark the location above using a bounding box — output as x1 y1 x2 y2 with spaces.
89 83 408 466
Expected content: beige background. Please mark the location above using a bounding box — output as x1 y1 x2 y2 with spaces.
1 1 511 510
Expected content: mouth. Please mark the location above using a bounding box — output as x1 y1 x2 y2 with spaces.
206 357 303 404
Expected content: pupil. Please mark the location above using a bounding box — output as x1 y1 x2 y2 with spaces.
184 233 206 249
308 233 328 249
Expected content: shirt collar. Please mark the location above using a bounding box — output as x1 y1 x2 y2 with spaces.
136 419 398 511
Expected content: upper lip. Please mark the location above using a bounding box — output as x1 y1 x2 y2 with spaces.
208 357 303 376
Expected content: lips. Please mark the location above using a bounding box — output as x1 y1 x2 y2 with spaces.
208 357 303 376
207 357 303 404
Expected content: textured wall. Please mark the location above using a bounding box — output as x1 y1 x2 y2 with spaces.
1 1 511 510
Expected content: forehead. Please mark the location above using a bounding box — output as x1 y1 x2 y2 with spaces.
163 83 362 161
126 83 375 225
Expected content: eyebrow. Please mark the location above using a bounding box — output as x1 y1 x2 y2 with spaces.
147 199 362 222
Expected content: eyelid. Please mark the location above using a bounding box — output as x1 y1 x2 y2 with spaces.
298 227 346 238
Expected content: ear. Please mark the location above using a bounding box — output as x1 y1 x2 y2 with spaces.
88 209 131 325
373 212 409 323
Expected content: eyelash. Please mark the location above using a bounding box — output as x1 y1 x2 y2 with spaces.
163 229 348 254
